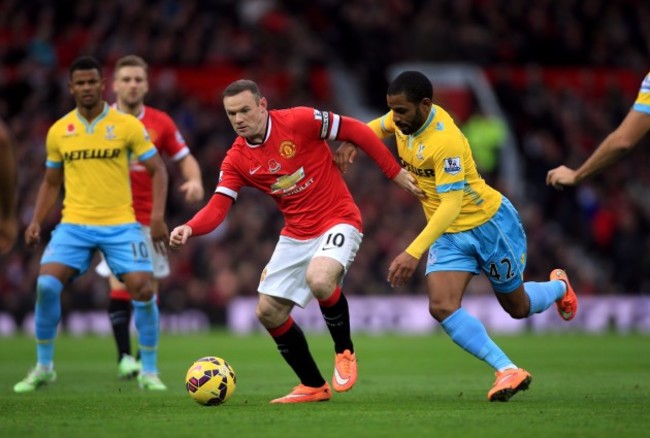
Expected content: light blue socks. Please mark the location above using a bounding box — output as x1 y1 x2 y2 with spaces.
524 280 566 315
35 275 63 368
133 297 160 373
441 307 513 370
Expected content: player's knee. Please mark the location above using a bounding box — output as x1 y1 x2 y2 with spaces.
503 303 529 319
428 301 458 322
127 278 154 302
256 300 290 328
256 303 276 327
306 276 336 300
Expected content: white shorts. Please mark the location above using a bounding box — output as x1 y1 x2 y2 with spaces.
259 223 363 308
95 225 170 279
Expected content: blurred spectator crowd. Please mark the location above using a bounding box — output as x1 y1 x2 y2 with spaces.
0 0 649 327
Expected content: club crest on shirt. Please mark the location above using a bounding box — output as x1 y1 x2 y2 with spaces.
279 140 296 159
105 125 116 140
442 157 461 175
416 143 425 160
65 123 76 136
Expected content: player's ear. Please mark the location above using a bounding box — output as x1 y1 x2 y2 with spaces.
259 97 268 110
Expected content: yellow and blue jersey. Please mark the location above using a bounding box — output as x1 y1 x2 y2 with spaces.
632 71 650 115
369 104 502 232
45 103 157 225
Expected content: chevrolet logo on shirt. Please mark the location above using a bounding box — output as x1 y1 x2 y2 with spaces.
270 167 306 194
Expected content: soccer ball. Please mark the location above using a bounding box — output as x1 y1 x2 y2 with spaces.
185 356 236 406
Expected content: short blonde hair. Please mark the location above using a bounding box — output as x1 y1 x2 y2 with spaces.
114 55 148 76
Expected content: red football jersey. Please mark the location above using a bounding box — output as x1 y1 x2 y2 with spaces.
216 107 363 239
127 105 189 225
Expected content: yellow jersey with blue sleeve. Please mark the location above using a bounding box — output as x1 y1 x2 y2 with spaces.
368 104 502 258
45 103 157 225
632 71 650 115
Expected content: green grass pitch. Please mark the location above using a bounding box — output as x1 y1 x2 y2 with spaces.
1 332 649 437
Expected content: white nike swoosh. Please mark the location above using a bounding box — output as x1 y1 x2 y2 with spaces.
249 165 262 174
334 369 349 386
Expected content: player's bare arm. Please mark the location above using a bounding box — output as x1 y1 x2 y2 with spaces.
25 167 63 247
177 154 204 203
334 141 359 174
392 169 425 199
387 251 420 288
141 153 169 253
547 110 650 189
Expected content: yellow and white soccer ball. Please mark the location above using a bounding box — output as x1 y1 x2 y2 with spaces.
185 356 236 406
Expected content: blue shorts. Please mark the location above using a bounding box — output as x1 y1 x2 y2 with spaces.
425 196 526 293
41 223 153 278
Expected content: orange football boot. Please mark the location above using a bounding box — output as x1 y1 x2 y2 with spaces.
270 382 332 404
487 368 532 402
550 268 578 321
332 349 357 392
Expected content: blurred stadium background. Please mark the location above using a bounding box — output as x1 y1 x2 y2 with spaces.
1 0 649 336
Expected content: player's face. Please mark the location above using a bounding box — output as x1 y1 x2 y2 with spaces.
223 91 268 141
113 66 149 107
69 69 105 110
386 93 431 135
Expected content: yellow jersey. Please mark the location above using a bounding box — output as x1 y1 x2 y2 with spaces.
369 104 502 256
632 71 650 115
46 103 157 225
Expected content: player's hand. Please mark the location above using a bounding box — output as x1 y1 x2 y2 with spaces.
546 165 577 190
24 222 41 247
334 142 358 174
392 169 425 199
169 225 193 249
387 251 419 288
0 217 17 254
179 179 205 204
149 217 169 255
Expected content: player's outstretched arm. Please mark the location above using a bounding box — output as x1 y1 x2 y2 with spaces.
547 110 650 189
387 190 462 288
170 193 233 250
